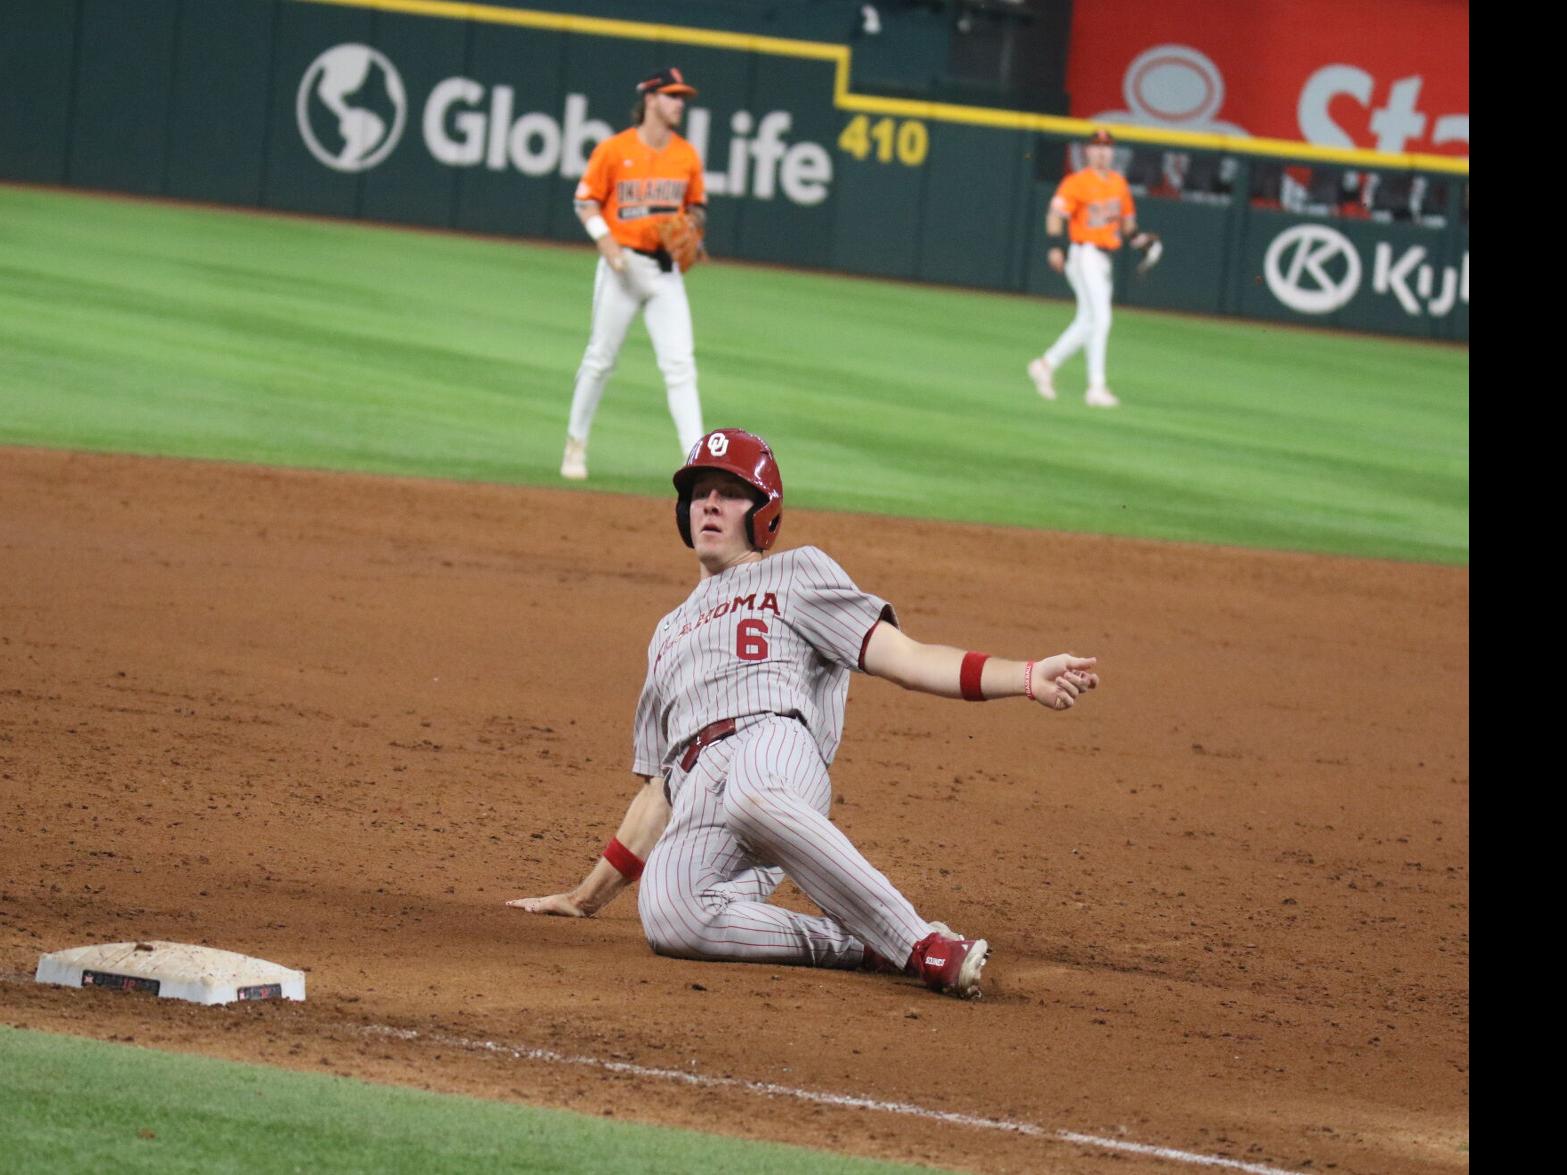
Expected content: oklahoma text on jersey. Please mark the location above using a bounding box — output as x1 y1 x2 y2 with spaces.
615 177 691 220
656 591 781 662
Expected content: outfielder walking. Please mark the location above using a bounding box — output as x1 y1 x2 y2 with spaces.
1029 128 1158 409
509 428 1100 999
561 67 709 481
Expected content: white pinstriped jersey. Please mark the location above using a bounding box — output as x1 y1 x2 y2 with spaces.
632 546 895 777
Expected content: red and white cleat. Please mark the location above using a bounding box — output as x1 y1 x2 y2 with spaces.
911 930 990 999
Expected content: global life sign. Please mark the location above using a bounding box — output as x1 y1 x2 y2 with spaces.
296 44 834 206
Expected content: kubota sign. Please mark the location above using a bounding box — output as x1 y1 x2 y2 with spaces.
1263 223 1468 319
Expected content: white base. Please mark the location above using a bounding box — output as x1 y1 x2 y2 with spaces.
35 941 305 1005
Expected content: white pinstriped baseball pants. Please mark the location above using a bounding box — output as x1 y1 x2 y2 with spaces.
566 253 705 457
638 715 934 969
1044 242 1115 389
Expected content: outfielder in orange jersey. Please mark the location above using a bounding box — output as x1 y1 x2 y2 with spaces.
561 67 709 481
1028 129 1155 409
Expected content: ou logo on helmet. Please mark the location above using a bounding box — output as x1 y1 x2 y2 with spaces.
1264 224 1363 315
706 434 731 458
297 44 407 172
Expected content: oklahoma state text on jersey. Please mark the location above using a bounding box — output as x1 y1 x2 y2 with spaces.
575 127 706 253
1051 167 1135 250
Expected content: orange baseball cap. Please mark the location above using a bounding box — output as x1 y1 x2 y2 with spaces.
1086 129 1115 145
637 67 697 97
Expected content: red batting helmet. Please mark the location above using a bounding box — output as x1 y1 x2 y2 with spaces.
673 428 783 551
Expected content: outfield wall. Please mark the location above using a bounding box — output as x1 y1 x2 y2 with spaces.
0 0 1468 341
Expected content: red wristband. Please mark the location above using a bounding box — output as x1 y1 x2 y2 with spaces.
1023 660 1037 701
602 837 644 882
959 652 990 701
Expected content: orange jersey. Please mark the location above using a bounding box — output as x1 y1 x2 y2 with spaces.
1051 168 1135 250
575 127 706 253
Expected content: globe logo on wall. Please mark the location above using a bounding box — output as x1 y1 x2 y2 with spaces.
296 44 407 172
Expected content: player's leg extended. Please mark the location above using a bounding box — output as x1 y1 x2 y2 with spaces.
642 268 704 456
720 718 932 968
1043 244 1094 371
639 748 864 968
1084 247 1115 390
565 258 644 446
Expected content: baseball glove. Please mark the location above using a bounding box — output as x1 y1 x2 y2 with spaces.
658 211 705 272
1131 231 1164 276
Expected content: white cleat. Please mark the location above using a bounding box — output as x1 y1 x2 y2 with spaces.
1085 385 1121 408
1027 358 1057 401
560 437 588 480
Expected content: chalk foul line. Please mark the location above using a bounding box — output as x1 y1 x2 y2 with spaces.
361 1023 1304 1175
2 973 1302 1174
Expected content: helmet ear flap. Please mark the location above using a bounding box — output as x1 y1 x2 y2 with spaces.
748 499 782 552
676 491 695 548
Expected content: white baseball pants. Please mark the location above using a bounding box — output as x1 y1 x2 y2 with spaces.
638 715 934 970
1044 243 1114 389
566 252 704 456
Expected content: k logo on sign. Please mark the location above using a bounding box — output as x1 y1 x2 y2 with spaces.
707 434 730 457
297 44 407 173
1264 224 1363 315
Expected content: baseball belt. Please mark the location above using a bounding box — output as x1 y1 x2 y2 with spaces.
631 245 676 273
679 717 737 771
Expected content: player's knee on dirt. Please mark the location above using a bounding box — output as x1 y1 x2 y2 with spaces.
639 881 742 960
638 881 709 959
642 918 707 959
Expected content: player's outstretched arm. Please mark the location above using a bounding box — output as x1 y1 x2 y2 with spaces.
506 776 671 917
862 621 1098 711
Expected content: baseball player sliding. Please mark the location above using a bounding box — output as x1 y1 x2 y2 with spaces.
510 428 1100 999
561 67 709 481
1029 128 1159 409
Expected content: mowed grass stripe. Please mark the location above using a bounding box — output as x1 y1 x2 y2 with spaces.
0 185 1467 561
0 1025 935 1174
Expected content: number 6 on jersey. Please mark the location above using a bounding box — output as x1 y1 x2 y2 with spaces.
736 618 769 661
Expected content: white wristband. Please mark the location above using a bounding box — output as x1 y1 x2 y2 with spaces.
585 215 610 242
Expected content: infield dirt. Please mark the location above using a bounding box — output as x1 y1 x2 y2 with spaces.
0 447 1468 1173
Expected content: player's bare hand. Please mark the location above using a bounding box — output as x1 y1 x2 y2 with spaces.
1030 654 1098 711
1047 247 1066 273
505 892 591 917
597 237 628 273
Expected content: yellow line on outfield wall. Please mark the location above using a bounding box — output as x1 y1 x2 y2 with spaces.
296 0 1469 175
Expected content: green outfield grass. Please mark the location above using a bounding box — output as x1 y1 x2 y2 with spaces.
0 1026 934 1174
0 184 1466 562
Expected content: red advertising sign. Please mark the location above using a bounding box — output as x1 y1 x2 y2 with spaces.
1064 0 1469 158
